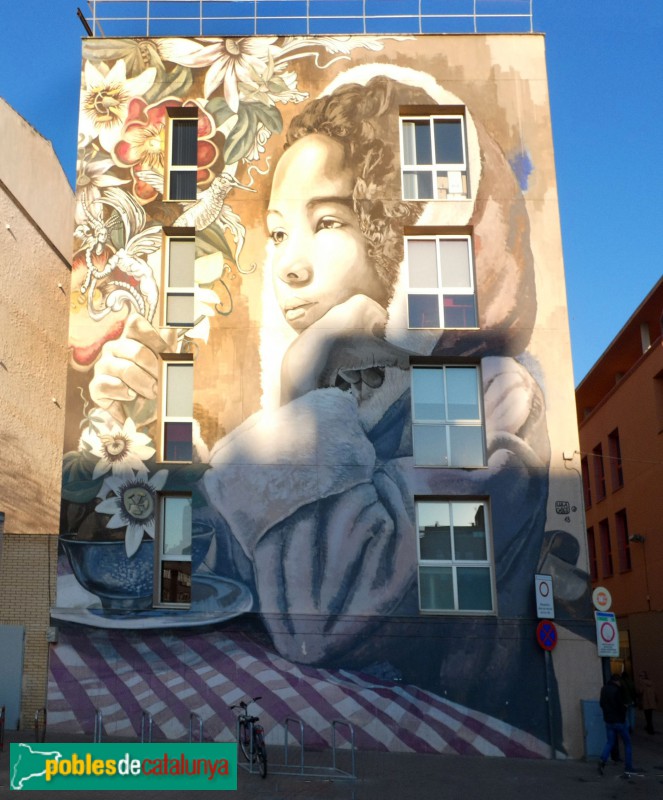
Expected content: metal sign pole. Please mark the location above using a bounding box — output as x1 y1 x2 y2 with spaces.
544 649 556 760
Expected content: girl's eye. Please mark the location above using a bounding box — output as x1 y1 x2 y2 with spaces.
316 217 343 232
270 229 287 245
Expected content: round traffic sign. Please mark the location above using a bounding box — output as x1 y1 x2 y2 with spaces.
600 621 616 643
592 586 612 611
536 620 558 651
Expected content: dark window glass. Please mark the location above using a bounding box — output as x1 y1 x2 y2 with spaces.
593 444 606 501
434 119 464 164
164 422 193 461
599 519 612 577
171 119 198 166
608 429 624 490
169 171 197 201
444 295 477 328
587 527 598 581
581 457 592 509
413 120 433 164
408 294 440 328
615 509 632 572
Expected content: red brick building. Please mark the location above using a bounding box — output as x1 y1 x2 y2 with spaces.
576 278 663 702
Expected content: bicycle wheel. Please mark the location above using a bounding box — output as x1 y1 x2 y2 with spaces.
254 731 267 779
238 721 251 762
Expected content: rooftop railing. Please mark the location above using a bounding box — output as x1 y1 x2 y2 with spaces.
80 0 534 37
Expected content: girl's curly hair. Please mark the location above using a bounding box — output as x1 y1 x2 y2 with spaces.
285 76 426 303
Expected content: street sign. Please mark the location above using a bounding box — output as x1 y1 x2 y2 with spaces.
592 586 612 612
535 574 555 619
536 620 558 651
595 611 619 657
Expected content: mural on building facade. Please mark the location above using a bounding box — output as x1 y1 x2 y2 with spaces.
53 35 592 755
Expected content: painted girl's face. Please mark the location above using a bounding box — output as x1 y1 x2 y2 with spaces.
267 134 387 331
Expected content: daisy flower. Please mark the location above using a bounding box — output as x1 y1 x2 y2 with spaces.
96 470 169 557
80 417 155 479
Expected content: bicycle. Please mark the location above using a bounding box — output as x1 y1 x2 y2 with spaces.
230 696 268 778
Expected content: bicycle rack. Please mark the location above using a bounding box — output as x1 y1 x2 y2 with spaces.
189 712 203 743
283 717 305 771
93 709 103 743
0 705 5 752
331 719 356 778
264 716 357 780
34 707 47 743
140 711 153 743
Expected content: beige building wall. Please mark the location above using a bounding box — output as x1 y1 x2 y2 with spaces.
0 97 74 533
0 98 74 727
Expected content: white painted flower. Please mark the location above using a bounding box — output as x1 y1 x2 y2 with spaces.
75 153 129 224
158 38 276 111
79 59 157 152
96 470 169 556
242 122 272 163
80 417 155 479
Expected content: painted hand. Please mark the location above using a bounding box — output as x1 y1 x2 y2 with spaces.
88 313 175 425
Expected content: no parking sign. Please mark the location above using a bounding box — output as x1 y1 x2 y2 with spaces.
595 611 619 657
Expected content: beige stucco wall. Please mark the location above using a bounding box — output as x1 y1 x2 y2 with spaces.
0 97 74 534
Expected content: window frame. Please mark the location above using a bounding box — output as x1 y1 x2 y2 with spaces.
404 230 478 330
581 456 592 509
162 227 196 328
598 518 613 578
400 107 470 201
158 354 194 464
593 444 606 502
615 509 632 573
153 492 192 608
165 107 199 202
415 498 495 614
587 526 598 582
411 363 486 468
608 428 624 491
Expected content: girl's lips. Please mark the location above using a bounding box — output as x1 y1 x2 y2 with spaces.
285 307 306 321
283 301 315 321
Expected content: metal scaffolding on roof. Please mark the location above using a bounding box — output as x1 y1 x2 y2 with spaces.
80 0 534 38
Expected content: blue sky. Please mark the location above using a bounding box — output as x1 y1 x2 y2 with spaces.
1 0 661 384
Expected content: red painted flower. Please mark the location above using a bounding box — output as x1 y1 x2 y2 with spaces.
114 98 219 204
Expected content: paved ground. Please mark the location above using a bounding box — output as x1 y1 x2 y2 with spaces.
1 714 662 799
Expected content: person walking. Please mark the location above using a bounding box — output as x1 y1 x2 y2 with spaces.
637 671 657 735
598 673 643 776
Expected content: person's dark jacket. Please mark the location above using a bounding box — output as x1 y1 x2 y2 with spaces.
600 678 627 724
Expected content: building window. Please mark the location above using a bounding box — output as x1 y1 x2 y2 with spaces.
587 526 598 582
608 428 624 490
405 235 477 329
160 357 193 462
166 108 198 201
416 499 494 613
598 518 613 578
581 457 592 509
401 111 469 200
615 509 632 572
163 228 195 327
593 444 606 501
411 365 485 467
154 493 192 607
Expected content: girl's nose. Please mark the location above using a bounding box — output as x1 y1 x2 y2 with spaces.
275 239 313 285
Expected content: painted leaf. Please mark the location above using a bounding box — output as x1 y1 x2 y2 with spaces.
196 225 235 264
223 106 254 165
253 103 283 134
146 64 193 104
205 97 236 129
